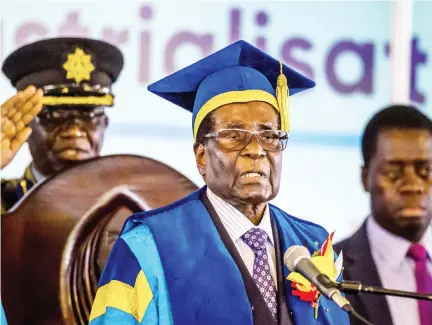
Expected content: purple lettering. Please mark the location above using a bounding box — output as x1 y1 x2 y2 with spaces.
254 11 268 51
139 4 154 83
326 40 373 94
410 38 427 104
255 37 266 51
101 28 129 47
57 12 89 37
385 37 427 104
139 31 151 83
230 9 241 43
165 32 213 74
281 38 314 79
15 22 48 48
140 4 153 20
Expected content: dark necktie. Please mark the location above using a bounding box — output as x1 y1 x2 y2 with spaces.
242 227 278 319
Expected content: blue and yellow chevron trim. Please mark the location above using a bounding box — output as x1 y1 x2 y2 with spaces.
89 270 152 322
89 239 153 322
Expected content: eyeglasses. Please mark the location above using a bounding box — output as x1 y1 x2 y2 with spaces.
205 128 289 152
37 107 106 127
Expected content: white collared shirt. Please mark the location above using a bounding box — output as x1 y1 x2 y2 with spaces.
367 216 432 325
206 187 278 289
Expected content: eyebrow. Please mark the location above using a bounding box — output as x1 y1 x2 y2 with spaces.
257 123 276 130
224 121 245 129
222 121 277 130
383 159 432 165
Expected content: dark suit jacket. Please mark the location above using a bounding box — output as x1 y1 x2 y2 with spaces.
200 192 293 325
1 164 36 213
334 221 393 325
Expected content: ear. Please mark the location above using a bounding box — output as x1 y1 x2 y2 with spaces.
361 165 370 192
194 142 207 177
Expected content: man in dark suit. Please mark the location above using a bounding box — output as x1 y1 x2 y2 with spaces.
335 105 432 325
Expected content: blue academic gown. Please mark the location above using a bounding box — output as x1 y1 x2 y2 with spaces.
1 301 8 325
89 187 349 325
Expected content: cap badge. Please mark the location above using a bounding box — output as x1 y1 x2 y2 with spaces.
63 48 95 84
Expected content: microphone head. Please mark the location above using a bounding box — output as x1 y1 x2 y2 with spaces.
284 245 311 271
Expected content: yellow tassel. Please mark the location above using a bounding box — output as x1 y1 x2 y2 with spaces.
276 61 290 132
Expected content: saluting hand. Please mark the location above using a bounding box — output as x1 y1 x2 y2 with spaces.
1 86 44 169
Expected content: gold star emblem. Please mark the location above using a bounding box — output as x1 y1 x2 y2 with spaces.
63 48 95 84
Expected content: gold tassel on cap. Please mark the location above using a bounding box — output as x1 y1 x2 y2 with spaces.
275 61 290 132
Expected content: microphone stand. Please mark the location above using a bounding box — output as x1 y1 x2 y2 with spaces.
336 280 432 301
316 275 432 325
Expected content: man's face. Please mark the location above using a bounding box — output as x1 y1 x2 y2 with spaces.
363 128 432 241
195 101 283 206
27 106 109 173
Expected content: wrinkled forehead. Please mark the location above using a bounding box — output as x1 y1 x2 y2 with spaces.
212 101 280 128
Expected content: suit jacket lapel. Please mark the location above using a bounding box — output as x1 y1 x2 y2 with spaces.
271 215 294 325
200 192 277 325
343 222 393 325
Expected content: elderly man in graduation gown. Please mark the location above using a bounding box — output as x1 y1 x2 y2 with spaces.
88 40 349 325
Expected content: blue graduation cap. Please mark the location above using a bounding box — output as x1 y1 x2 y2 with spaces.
148 40 315 140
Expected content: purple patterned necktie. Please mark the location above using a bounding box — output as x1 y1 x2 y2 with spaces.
407 243 432 325
242 227 278 319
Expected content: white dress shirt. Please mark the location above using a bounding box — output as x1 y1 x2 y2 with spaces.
367 216 432 325
206 187 278 289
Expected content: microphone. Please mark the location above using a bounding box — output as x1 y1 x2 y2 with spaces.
284 245 375 325
283 245 352 312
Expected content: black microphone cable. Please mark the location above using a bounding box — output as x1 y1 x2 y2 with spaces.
348 308 374 325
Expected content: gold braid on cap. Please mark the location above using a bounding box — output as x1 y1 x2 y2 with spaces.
40 84 114 107
40 94 114 106
275 61 290 132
